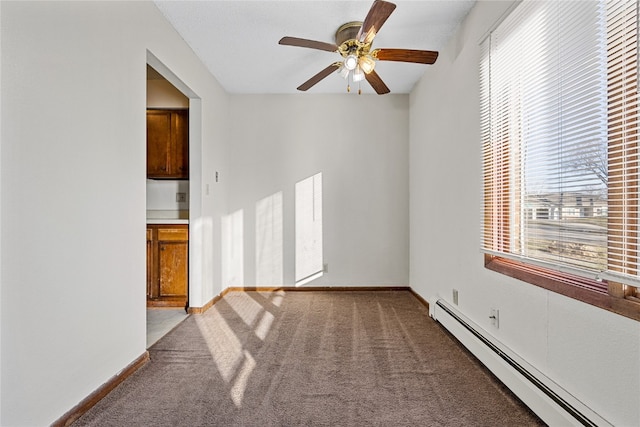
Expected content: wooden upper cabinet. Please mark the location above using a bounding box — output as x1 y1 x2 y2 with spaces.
147 109 189 179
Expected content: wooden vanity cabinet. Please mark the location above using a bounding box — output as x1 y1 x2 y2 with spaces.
147 224 188 308
147 109 189 179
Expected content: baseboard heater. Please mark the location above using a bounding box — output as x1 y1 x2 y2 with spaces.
432 299 611 427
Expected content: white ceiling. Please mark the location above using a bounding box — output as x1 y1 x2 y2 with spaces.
153 1 476 95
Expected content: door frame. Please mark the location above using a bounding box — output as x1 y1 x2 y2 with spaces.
146 51 203 310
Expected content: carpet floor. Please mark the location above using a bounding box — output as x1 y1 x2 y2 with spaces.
75 290 545 426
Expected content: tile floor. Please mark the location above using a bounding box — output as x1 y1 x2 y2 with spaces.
146 308 189 348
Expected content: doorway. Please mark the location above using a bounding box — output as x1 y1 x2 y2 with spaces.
145 52 201 347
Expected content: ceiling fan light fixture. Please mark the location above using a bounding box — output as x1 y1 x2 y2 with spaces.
344 54 358 71
337 64 350 79
279 1 439 95
359 55 376 74
353 65 365 82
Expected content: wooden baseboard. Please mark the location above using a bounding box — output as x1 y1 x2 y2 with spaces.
227 285 428 310
187 286 425 317
52 351 150 427
408 288 430 310
187 286 414 315
187 293 220 314
225 286 411 293
146 298 187 308
186 288 236 314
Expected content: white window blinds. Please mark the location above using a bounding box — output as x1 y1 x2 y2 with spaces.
481 0 640 285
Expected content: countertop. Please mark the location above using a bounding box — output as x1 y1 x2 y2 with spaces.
146 210 189 225
146 218 189 225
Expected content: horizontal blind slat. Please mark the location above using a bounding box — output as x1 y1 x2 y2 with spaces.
481 0 639 284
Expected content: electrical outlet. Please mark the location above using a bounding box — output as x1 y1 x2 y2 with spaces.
176 192 187 203
452 289 459 305
490 308 500 328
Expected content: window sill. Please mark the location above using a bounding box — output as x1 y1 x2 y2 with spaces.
485 255 640 322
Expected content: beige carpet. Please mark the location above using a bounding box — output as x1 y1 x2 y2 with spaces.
75 290 545 426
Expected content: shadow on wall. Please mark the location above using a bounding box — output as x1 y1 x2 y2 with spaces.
221 172 324 288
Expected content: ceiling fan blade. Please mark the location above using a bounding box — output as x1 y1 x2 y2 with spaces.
358 0 397 45
297 63 341 91
365 70 390 95
374 48 439 64
279 37 338 53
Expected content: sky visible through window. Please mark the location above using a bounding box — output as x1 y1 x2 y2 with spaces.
488 0 609 272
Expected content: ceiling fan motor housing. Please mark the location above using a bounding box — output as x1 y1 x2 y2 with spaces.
335 21 362 45
278 0 437 95
335 21 373 59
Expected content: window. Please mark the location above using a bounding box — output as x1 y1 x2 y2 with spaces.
481 0 640 320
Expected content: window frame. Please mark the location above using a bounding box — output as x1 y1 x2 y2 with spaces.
481 0 640 322
485 255 640 321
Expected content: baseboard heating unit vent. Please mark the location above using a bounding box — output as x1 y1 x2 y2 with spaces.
431 299 611 427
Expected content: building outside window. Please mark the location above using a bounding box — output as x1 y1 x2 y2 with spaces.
481 0 640 320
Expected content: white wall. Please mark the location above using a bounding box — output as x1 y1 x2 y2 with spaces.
0 2 3 422
146 179 189 211
0 1 228 425
409 2 640 426
227 94 409 288
6 0 635 425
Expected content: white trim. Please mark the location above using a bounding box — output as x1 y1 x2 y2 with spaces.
432 299 613 427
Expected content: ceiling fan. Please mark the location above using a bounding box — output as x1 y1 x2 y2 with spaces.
278 0 439 95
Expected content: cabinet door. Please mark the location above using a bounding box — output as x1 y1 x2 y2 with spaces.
147 111 172 178
147 110 189 179
146 228 155 299
172 110 189 179
158 241 188 298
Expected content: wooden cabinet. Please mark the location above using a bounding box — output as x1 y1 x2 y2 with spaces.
146 228 154 302
147 225 188 308
147 109 189 179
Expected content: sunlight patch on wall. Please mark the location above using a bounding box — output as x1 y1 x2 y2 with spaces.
296 271 324 287
295 173 323 285
222 209 244 287
190 216 214 306
256 192 283 287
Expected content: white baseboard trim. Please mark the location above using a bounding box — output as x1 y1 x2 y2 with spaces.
431 299 611 427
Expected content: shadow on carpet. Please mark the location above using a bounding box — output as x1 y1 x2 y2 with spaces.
75 290 545 426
